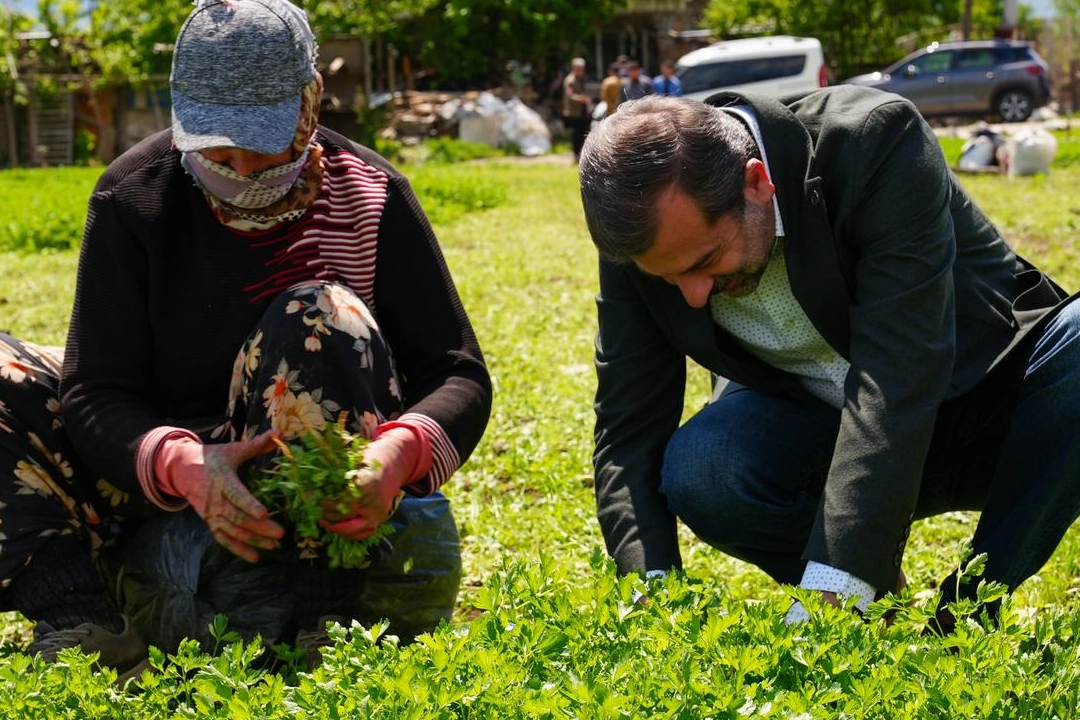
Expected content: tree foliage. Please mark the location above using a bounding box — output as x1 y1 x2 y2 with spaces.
1 4 37 98
702 0 1046 81
296 0 438 37
84 0 434 85
1 2 97 102
63 0 625 92
7 0 1062 95
87 0 191 84
33 0 85 68
389 0 627 90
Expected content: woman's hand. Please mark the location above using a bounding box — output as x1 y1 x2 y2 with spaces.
318 427 418 540
158 430 286 562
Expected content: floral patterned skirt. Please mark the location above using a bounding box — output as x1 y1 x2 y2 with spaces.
0 281 447 597
0 334 98 593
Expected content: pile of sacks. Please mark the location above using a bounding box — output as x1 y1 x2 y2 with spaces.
957 123 1058 177
439 91 552 156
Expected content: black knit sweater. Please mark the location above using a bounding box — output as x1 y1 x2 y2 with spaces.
59 127 491 500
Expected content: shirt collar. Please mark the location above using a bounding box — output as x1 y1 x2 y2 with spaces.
720 104 785 237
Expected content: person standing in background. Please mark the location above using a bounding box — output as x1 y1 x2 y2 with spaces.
620 61 653 103
600 62 624 118
652 61 684 97
563 57 592 162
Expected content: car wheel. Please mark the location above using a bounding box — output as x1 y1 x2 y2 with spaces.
996 90 1033 122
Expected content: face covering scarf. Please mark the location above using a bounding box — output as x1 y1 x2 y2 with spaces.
182 148 310 209
182 79 325 232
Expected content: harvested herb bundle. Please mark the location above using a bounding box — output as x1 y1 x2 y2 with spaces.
250 415 394 568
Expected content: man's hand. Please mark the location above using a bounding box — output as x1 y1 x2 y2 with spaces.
785 591 842 624
318 428 417 540
785 562 883 623
157 430 286 562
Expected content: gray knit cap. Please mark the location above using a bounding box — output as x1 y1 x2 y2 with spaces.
171 0 318 154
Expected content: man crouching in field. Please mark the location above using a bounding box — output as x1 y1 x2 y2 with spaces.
579 88 1080 630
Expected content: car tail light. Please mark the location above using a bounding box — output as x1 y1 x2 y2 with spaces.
1025 64 1044 76
818 64 827 87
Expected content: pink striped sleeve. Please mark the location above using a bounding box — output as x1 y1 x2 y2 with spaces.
379 412 460 496
135 426 196 511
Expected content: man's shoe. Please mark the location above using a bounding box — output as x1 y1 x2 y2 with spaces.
32 615 149 683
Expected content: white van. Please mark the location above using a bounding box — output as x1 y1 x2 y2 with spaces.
675 36 827 102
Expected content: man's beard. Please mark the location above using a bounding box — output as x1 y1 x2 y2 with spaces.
710 204 776 299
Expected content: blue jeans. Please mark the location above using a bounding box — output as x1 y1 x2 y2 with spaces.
660 299 1080 597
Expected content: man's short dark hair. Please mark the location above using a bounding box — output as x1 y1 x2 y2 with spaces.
579 96 759 262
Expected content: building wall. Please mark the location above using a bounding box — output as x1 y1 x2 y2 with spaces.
598 0 711 78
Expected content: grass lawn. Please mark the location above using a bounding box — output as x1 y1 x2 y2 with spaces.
1 134 1079 714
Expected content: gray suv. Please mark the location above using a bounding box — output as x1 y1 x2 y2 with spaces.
845 40 1051 122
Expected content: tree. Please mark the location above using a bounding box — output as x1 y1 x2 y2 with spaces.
1 4 35 100
2 4 35 165
297 0 438 37
389 0 628 90
703 0 966 79
702 0 1044 80
36 0 628 94
87 0 190 85
83 0 439 86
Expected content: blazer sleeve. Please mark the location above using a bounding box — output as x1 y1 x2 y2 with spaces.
803 98 958 590
593 259 687 574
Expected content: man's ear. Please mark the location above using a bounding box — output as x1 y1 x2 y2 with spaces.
743 158 776 205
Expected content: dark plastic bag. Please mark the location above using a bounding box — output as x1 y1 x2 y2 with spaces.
99 492 462 652
350 491 463 642
102 510 294 652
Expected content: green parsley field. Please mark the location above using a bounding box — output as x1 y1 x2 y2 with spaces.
1 133 1079 717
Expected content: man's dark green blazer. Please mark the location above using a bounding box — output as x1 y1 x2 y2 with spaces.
592 84 1067 591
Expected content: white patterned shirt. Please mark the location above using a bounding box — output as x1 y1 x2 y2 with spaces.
707 106 876 619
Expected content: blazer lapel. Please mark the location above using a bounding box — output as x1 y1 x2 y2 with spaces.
632 272 801 392
708 91 856 359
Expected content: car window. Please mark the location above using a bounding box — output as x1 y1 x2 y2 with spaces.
956 49 996 69
908 51 953 74
1001 46 1035 63
676 54 808 94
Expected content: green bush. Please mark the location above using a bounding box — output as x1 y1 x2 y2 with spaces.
373 137 405 164
73 129 98 167
423 137 507 165
407 165 508 226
